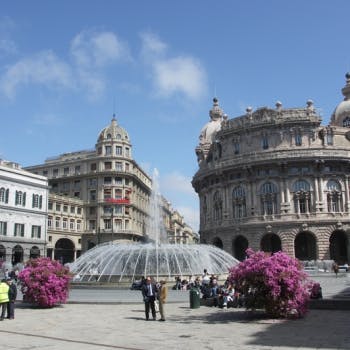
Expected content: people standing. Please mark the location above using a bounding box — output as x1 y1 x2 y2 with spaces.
141 276 157 321
6 277 17 319
333 262 339 277
0 278 9 321
158 280 168 321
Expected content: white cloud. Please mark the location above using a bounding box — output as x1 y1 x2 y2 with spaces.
0 50 73 99
140 31 167 58
160 171 195 196
71 30 130 68
0 39 17 56
153 57 207 100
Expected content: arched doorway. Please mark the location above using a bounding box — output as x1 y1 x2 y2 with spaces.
330 230 348 264
261 233 281 254
294 231 317 261
0 244 5 262
212 237 223 249
54 239 75 264
30 246 40 259
233 235 248 261
12 245 23 265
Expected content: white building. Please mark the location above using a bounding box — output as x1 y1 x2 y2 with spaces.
0 160 48 265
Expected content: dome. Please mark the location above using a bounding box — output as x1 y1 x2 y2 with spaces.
331 73 350 127
97 116 130 143
199 98 223 145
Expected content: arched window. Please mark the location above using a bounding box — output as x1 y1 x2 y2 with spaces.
343 116 350 127
326 180 343 212
259 182 278 215
292 180 311 214
0 188 9 203
213 191 223 221
232 186 246 219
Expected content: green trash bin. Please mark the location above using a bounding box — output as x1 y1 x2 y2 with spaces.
189 288 200 309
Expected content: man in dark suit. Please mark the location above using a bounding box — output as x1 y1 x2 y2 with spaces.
141 276 157 321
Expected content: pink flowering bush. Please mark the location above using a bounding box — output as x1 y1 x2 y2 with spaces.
18 257 71 308
229 249 312 318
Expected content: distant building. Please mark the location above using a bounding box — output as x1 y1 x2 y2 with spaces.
193 74 350 264
25 116 197 263
0 160 48 265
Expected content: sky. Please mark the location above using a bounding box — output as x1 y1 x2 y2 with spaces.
1 1 350 232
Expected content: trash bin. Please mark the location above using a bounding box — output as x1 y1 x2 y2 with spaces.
189 288 200 309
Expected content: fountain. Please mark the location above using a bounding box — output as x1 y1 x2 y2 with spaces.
70 169 239 283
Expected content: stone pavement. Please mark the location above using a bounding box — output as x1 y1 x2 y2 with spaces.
0 274 349 350
1 302 350 350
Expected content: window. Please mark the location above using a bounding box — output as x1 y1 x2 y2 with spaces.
292 180 311 214
77 207 82 214
48 236 52 242
262 136 269 150
90 190 97 201
115 189 122 199
89 220 96 230
343 116 350 127
295 133 302 146
90 163 97 171
105 146 112 155
0 221 7 235
63 219 68 229
53 168 59 177
64 167 69 175
232 186 246 218
15 191 26 206
115 177 123 185
55 218 60 228
233 142 240 155
104 188 112 200
327 133 333 145
116 146 122 155
70 206 75 214
31 225 41 238
0 188 9 203
105 162 112 170
74 180 81 190
56 204 61 211
116 133 121 140
75 165 81 175
125 220 130 230
63 205 68 213
125 148 130 157
14 223 25 237
125 163 130 171
104 177 112 184
115 219 122 230
89 207 96 215
260 182 278 215
213 191 223 221
104 219 111 229
48 216 53 228
116 162 122 171
77 220 81 231
104 206 112 214
88 178 97 187
327 180 342 212
43 170 48 176
115 205 122 215
32 194 43 209
125 178 129 186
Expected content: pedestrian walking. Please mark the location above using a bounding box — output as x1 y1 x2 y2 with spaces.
6 277 17 319
158 280 168 321
333 262 339 277
0 278 9 321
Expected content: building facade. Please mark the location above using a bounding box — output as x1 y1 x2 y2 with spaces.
192 74 350 264
0 160 48 265
25 116 197 263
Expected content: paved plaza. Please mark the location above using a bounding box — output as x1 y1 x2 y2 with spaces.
0 274 349 350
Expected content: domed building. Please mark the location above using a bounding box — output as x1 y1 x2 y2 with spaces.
192 74 350 264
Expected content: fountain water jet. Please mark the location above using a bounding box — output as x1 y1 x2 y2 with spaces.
70 169 239 283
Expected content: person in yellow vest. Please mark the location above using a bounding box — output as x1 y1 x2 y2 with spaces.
0 278 10 321
158 280 168 322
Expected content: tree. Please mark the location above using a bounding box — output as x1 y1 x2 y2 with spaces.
18 257 71 308
229 249 311 318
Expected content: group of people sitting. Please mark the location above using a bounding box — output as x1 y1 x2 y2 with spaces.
173 269 245 308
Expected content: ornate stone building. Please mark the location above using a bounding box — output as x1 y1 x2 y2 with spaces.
192 73 350 264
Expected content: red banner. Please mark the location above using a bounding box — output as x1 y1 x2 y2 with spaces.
105 198 130 204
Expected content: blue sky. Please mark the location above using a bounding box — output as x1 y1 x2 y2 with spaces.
1 0 349 231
